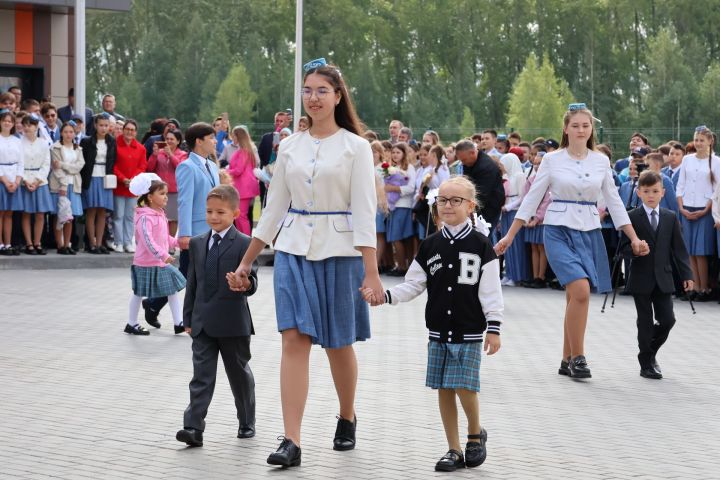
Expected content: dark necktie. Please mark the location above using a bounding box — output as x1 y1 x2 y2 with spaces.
205 162 216 186
205 233 222 297
48 128 55 141
650 210 658 231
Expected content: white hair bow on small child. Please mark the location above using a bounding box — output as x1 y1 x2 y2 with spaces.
129 172 162 196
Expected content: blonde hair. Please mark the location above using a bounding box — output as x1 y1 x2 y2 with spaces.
439 175 480 207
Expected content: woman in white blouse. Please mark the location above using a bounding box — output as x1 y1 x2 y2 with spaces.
495 104 649 379
230 59 383 467
675 126 720 301
0 109 23 255
20 114 53 254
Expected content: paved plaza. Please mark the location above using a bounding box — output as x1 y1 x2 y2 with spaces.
1 266 719 479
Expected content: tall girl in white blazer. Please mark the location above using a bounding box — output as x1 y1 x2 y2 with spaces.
675 125 720 301
496 104 649 379
230 59 382 468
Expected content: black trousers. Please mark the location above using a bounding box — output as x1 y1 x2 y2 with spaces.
183 331 255 431
145 249 189 312
633 287 676 368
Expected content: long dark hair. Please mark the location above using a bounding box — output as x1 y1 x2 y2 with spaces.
60 123 78 150
303 64 365 136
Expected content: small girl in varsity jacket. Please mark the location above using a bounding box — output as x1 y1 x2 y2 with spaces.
363 175 503 472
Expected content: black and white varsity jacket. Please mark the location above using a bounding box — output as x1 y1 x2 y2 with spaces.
385 220 504 343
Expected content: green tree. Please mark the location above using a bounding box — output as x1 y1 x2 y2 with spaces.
698 63 720 128
204 63 257 126
506 53 575 138
459 106 476 138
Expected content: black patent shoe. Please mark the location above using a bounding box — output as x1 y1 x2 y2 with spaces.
267 437 301 468
176 428 203 447
124 323 150 335
174 324 186 335
558 357 571 376
435 449 465 472
142 299 161 328
333 415 356 451
465 428 488 468
34 244 46 255
237 425 255 438
640 366 662 379
569 355 591 378
24 245 37 255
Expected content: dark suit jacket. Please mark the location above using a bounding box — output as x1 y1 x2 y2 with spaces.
462 151 505 227
257 132 274 167
79 134 116 190
57 105 94 126
624 207 692 295
184 226 257 338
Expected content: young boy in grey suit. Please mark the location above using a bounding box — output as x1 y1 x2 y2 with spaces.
176 185 258 447
625 170 693 380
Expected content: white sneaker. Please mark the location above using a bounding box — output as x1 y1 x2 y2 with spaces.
500 276 510 286
505 279 516 287
113 244 124 253
124 245 136 253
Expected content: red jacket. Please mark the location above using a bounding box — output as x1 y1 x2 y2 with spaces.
114 136 147 197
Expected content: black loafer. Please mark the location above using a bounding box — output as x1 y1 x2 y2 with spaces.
237 425 255 438
333 415 356 451
651 357 662 374
176 428 203 447
558 358 571 376
640 366 662 379
435 449 465 472
569 355 591 378
142 299 161 328
267 437 301 467
465 428 488 468
124 323 150 335
174 323 186 335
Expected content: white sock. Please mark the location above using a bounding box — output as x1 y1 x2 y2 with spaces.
168 293 183 326
128 294 142 326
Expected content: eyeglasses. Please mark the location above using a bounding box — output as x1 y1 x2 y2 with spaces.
302 87 335 99
436 196 471 207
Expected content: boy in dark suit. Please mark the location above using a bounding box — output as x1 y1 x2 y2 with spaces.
624 171 693 380
176 185 257 447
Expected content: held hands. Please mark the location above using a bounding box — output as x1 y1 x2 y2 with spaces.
494 235 512 255
178 236 191 250
683 280 695 292
361 274 385 307
228 261 253 291
360 287 385 306
631 239 650 256
484 334 501 355
164 255 175 264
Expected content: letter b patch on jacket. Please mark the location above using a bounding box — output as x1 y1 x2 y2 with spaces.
457 252 481 285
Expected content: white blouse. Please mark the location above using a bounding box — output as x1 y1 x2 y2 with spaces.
516 148 630 231
675 153 720 208
0 134 23 180
92 139 107 177
21 137 51 185
254 129 376 261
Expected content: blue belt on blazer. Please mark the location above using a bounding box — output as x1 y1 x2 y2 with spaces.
288 208 351 215
552 199 597 206
0 162 18 166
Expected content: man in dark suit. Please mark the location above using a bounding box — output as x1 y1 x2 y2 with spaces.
176 185 257 447
454 140 505 233
624 171 693 380
58 88 95 137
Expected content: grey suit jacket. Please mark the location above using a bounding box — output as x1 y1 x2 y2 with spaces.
624 207 693 295
184 225 257 337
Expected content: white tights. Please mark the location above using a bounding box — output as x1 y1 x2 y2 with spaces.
128 293 182 326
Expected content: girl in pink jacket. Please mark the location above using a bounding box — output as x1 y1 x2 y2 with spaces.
124 173 186 335
227 127 260 235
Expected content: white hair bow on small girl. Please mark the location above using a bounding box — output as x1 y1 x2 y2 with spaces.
129 172 163 196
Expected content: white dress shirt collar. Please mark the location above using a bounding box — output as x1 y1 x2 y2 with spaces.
642 203 660 224
208 225 232 249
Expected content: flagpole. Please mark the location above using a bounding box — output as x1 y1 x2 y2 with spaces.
293 0 303 131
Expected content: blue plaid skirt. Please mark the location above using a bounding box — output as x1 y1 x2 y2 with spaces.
0 182 24 211
681 207 716 256
51 184 84 216
274 251 370 349
20 184 54 213
426 341 482 392
82 176 113 210
131 264 186 298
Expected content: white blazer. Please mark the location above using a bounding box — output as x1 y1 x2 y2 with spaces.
516 148 630 231
254 129 377 261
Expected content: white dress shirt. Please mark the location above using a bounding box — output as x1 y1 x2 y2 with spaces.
516 148 630 231
0 134 23 180
21 137 51 185
92 140 107 177
642 204 660 228
208 225 232 250
675 153 720 207
253 129 377 261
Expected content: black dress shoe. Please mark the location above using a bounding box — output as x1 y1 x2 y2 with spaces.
176 428 203 447
174 324 186 335
569 355 592 378
57 247 69 255
237 425 255 438
435 449 465 472
465 428 487 468
333 415 356 451
99 245 110 254
558 358 571 376
640 366 662 379
267 437 301 467
651 357 662 374
142 299 161 328
124 323 150 335
34 244 46 255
